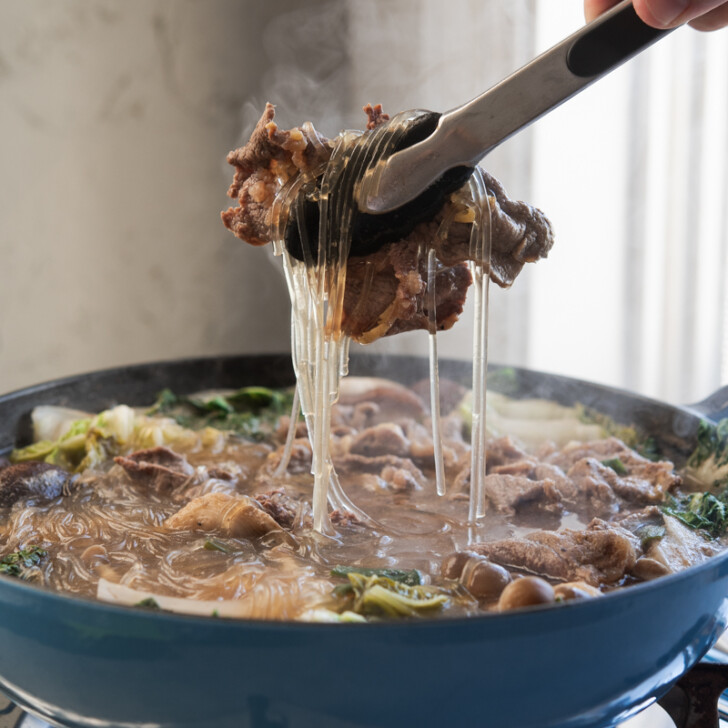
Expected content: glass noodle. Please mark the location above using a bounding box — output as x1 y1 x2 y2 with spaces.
271 112 493 533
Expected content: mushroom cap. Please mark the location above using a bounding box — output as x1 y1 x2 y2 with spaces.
0 461 69 508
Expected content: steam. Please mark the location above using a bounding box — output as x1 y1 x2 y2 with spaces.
235 0 352 146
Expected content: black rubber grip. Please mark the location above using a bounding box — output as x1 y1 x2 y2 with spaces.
567 4 669 78
284 111 474 263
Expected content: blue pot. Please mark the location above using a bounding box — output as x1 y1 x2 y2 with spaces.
0 355 726 728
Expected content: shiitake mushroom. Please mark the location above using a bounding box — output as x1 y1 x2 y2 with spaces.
553 581 602 601
497 576 555 611
0 462 69 508
442 551 512 601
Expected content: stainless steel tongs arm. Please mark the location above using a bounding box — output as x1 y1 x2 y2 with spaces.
361 0 675 214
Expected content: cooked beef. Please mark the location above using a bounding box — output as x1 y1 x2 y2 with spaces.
254 488 307 530
206 465 239 482
483 473 562 517
614 505 664 533
221 103 330 245
402 422 435 460
460 437 681 522
363 103 390 130
275 416 309 442
486 436 532 471
490 459 538 477
349 423 409 458
380 464 422 493
563 458 620 517
552 438 680 505
114 447 194 496
0 462 70 508
432 171 553 287
336 377 426 424
164 492 282 539
259 438 313 479
472 519 638 586
547 438 627 468
531 463 573 491
337 453 426 491
222 104 554 342
341 234 472 342
330 508 362 527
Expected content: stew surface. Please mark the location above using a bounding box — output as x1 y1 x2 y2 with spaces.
1 376 725 621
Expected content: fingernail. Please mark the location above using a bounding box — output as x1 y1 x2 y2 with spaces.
644 0 691 25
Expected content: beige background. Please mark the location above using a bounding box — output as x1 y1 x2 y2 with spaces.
1 1 726 404
0 0 536 394
0 1 302 392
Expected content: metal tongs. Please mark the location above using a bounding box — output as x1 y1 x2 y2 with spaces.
359 0 675 215
285 0 676 262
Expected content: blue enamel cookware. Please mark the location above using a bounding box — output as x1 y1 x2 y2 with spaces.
1 354 727 728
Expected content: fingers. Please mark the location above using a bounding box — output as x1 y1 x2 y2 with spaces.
584 0 619 21
585 0 728 30
634 0 728 27
688 1 728 28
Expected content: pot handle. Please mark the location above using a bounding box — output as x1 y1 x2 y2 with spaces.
657 661 728 728
688 385 728 422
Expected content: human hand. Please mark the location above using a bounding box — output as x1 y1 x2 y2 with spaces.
584 0 728 30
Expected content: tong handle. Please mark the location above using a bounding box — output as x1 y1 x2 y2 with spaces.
364 0 675 214
567 0 669 76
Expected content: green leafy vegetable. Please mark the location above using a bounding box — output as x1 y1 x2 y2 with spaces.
601 458 628 476
686 419 728 490
663 491 728 538
331 572 450 618
330 565 422 586
576 405 639 448
151 388 179 414
636 437 660 462
635 524 666 549
9 440 58 463
577 405 662 460
11 405 136 472
134 597 161 610
487 368 519 396
0 545 47 579
204 538 237 554
689 419 728 469
147 386 295 441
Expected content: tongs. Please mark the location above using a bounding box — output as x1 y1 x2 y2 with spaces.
285 0 675 262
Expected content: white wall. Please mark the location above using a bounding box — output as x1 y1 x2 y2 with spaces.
2 0 726 407
0 1 310 393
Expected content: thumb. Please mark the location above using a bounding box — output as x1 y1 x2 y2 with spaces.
634 0 727 27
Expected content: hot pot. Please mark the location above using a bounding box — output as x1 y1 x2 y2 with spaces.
1 353 728 728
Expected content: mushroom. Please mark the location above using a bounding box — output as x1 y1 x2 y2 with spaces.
497 576 555 611
553 581 602 601
630 556 672 581
442 551 512 600
461 558 512 600
0 462 70 508
441 550 479 579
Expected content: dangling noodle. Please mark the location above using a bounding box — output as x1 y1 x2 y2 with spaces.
467 169 493 523
271 112 493 532
273 383 300 478
425 245 447 497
